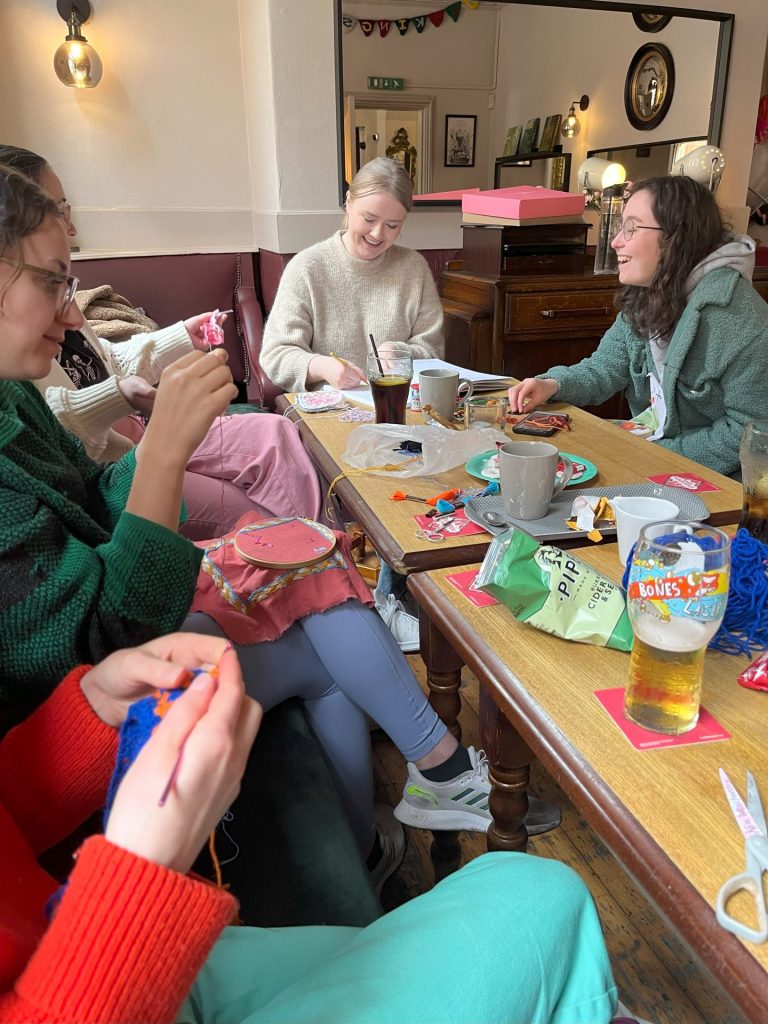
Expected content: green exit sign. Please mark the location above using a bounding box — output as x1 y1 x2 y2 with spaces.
368 77 404 91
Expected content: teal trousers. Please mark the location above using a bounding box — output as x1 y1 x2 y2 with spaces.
179 853 617 1024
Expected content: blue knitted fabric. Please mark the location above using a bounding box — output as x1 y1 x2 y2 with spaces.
46 687 185 921
621 528 768 657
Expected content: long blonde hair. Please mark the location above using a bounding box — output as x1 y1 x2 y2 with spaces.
342 157 412 229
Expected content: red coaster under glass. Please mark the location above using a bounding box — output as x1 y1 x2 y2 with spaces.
594 687 730 750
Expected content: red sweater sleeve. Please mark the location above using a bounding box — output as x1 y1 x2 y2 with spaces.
0 837 235 1024
0 668 117 853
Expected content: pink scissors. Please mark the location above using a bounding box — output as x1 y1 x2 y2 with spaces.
716 769 768 944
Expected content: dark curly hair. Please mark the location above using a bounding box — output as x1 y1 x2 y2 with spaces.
616 175 727 339
0 162 59 301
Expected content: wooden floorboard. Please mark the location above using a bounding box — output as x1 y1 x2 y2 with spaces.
372 656 747 1024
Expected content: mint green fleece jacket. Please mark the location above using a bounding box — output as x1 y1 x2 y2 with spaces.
544 267 768 478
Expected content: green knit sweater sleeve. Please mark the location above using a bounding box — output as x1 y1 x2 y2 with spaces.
0 383 202 713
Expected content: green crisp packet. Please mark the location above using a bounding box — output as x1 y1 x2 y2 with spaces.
475 529 633 652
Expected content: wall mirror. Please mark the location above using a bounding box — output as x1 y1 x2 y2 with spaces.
587 138 707 186
335 1 733 204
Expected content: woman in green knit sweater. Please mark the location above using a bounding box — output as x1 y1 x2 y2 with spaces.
509 176 768 478
1 164 565 886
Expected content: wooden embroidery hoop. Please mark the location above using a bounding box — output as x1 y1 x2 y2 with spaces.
233 517 337 569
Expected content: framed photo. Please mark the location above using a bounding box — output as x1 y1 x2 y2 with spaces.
538 114 562 153
445 115 476 167
519 117 540 156
502 125 522 158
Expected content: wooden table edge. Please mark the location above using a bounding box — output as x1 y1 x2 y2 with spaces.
408 571 766 1022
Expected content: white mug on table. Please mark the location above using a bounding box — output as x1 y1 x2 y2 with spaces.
419 369 474 422
613 496 680 565
498 441 573 520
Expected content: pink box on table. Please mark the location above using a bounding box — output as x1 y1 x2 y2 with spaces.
461 186 585 220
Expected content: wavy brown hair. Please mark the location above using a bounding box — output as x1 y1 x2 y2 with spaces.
0 162 59 301
616 175 727 339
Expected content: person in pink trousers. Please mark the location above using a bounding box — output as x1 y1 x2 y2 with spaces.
1 143 321 539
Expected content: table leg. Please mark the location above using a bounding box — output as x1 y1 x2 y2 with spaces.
418 607 463 741
480 688 534 853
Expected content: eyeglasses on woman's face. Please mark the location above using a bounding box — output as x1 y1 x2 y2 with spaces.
0 257 79 317
614 217 664 242
56 198 72 226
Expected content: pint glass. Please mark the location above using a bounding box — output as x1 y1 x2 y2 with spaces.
739 418 768 542
367 353 412 425
624 522 730 734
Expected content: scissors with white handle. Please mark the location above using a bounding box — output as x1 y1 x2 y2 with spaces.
716 769 768 944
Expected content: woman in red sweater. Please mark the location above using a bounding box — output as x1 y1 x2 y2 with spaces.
0 633 617 1024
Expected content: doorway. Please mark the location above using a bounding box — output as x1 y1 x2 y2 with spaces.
344 94 434 194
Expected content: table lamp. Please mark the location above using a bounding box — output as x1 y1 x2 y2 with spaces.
577 158 627 192
673 145 725 191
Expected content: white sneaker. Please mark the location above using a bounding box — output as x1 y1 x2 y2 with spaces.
368 804 406 895
394 747 562 836
376 593 420 653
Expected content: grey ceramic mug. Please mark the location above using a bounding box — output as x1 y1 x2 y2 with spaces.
498 441 573 520
419 368 474 421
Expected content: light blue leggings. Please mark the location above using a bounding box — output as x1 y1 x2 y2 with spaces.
178 853 618 1024
183 601 448 847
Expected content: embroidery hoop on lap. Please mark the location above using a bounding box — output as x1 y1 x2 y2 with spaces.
233 517 337 569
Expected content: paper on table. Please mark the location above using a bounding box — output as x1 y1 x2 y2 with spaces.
337 359 514 408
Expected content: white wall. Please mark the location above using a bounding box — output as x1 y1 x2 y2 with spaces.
1 0 766 254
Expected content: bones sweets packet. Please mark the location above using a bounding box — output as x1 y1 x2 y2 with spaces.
738 649 768 692
475 528 633 651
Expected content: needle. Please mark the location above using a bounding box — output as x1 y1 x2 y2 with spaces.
157 662 221 807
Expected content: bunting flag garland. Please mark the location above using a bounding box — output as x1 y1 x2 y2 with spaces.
343 3 474 38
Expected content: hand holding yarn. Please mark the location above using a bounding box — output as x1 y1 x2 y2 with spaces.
186 310 229 351
80 632 234 729
105 647 261 875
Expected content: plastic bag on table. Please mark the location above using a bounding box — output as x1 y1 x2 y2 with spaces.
341 423 508 478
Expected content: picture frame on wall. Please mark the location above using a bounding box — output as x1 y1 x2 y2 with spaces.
519 117 540 155
502 125 522 157
538 114 562 152
445 115 477 167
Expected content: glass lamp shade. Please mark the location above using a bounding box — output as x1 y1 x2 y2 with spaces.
577 157 627 191
561 106 580 139
674 145 726 190
54 37 102 88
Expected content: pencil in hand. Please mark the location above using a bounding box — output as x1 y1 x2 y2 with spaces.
330 352 367 385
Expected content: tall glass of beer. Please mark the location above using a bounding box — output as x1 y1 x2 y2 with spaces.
739 419 768 542
624 522 730 734
367 352 412 425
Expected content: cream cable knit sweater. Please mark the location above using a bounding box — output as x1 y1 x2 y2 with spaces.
34 320 194 462
260 231 444 392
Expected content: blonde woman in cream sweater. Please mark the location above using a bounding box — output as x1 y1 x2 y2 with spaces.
260 158 444 392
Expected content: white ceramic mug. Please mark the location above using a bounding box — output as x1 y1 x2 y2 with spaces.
419 368 474 422
498 441 574 520
613 496 680 565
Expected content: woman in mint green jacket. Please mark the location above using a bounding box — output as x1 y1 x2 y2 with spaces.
509 176 768 478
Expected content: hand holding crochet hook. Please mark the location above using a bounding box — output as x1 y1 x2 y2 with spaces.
101 639 261 875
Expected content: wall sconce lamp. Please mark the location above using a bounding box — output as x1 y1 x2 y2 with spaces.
674 145 726 192
577 157 627 192
54 0 102 89
561 95 590 139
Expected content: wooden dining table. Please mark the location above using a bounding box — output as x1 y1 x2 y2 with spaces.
278 392 745 576
407 540 768 1024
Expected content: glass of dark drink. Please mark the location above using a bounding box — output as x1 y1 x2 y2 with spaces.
739 419 768 543
367 353 412 424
